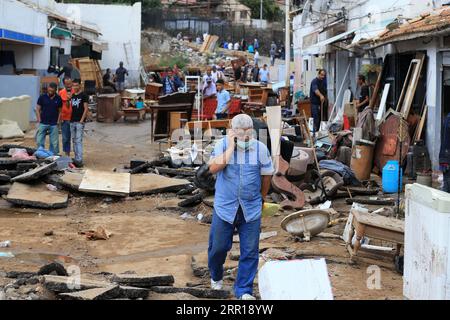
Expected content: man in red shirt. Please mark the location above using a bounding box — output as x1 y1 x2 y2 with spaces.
58 77 74 157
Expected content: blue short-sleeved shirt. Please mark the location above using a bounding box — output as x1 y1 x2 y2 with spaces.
37 93 62 126
216 89 231 114
211 138 274 224
259 69 270 83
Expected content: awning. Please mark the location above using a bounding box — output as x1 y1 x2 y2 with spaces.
50 27 72 40
303 29 357 55
91 40 109 53
0 28 45 45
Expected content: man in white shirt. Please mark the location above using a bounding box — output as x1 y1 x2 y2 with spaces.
254 50 260 66
228 42 233 50
234 42 240 51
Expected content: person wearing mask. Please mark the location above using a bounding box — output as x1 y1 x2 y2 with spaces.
309 69 327 134
35 82 62 155
215 79 231 119
59 77 75 157
440 112 450 193
69 79 89 168
259 64 270 85
207 114 274 300
115 61 129 93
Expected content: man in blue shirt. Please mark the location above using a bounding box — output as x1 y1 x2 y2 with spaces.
309 69 327 134
35 82 62 155
440 112 450 192
259 64 270 84
215 79 230 119
162 70 182 95
207 114 274 300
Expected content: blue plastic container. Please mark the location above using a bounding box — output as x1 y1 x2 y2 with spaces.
382 160 403 193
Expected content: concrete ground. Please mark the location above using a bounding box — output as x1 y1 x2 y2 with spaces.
0 119 403 300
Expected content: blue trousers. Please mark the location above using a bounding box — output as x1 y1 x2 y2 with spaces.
36 124 59 155
61 120 71 154
216 113 228 120
443 169 450 193
70 122 84 163
311 104 321 133
208 207 261 298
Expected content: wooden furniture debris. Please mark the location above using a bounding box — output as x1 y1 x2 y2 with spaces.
347 209 404 261
96 94 122 123
185 119 231 137
297 99 311 119
149 92 196 141
169 112 188 135
396 53 425 118
72 58 103 90
413 104 427 142
79 170 131 197
145 83 163 100
123 108 146 122
199 35 220 53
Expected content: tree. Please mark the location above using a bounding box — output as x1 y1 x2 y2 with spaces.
240 0 283 22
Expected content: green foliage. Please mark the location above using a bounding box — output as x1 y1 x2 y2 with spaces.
158 53 190 70
240 0 283 22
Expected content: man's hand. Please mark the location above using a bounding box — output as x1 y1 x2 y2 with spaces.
320 95 325 103
227 129 237 150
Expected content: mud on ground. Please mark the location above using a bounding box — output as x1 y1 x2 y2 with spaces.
0 121 403 300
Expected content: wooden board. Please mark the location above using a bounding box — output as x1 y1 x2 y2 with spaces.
376 83 390 121
266 106 282 161
352 210 404 233
414 104 427 142
397 54 425 118
79 170 130 196
130 174 190 195
6 182 69 209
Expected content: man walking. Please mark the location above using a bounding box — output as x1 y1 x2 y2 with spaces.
115 61 128 93
310 69 327 134
59 77 74 157
207 114 274 300
254 50 260 67
440 112 450 193
355 74 370 113
270 41 277 66
70 79 89 168
35 82 62 155
215 79 231 119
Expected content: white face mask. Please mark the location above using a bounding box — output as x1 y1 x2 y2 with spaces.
237 139 255 151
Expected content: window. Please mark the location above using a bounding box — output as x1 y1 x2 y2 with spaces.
240 11 247 20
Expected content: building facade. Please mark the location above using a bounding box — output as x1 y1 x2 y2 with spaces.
293 0 449 168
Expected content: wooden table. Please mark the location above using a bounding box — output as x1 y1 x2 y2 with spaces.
123 108 146 122
149 103 192 141
348 210 404 259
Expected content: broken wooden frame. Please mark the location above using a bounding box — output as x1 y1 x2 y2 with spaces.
396 54 425 118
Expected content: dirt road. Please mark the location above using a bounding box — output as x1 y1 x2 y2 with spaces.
0 120 403 299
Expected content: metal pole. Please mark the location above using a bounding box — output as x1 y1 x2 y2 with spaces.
285 0 291 107
260 0 263 29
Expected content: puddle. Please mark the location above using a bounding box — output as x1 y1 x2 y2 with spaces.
4 252 76 264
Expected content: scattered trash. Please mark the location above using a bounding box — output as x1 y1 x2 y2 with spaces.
0 252 14 258
196 213 203 221
44 231 54 237
0 240 11 248
262 203 280 217
46 184 57 191
180 212 195 220
281 210 330 241
79 227 112 240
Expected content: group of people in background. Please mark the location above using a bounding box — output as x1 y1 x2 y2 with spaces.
35 77 88 168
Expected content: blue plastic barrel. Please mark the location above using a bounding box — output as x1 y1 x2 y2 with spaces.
382 160 403 193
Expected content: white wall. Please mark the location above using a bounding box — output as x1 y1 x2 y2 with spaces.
57 2 142 87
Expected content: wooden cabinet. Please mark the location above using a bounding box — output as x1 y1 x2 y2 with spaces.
96 93 121 123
